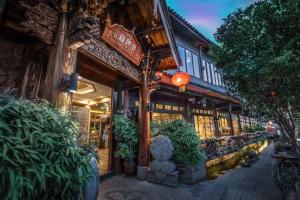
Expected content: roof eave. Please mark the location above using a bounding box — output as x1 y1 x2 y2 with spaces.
156 0 182 68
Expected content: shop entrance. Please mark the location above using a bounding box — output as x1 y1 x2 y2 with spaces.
72 77 112 176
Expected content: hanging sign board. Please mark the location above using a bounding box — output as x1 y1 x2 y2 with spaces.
101 24 144 66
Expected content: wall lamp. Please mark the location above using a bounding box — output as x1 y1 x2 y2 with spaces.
68 73 78 93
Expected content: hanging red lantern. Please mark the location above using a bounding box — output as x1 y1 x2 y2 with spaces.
171 72 190 92
271 91 276 96
155 71 163 78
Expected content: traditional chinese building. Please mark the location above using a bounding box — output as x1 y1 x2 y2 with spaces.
147 8 259 139
0 0 259 180
0 0 183 179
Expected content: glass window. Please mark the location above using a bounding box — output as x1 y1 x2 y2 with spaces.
192 54 200 78
210 63 215 84
222 76 225 87
218 117 230 136
194 115 215 139
206 62 211 83
152 113 183 123
232 114 240 135
214 65 219 85
178 46 186 72
202 60 207 81
186 50 194 75
215 70 219 86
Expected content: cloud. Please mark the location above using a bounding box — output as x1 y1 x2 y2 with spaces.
166 0 258 42
187 18 221 33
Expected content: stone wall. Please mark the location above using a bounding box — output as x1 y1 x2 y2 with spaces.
206 140 268 179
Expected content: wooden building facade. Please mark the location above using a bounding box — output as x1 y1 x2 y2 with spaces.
0 0 258 179
146 8 259 139
0 0 182 179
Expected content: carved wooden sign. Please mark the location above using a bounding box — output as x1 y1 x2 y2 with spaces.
81 38 142 83
101 24 144 66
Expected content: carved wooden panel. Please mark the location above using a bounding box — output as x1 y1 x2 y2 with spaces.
81 38 142 83
21 55 45 99
19 1 59 44
0 40 24 95
68 0 107 48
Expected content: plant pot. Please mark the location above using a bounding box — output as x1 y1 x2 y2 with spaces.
114 154 123 175
124 158 136 176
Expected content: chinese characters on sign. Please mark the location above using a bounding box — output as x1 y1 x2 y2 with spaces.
101 24 144 66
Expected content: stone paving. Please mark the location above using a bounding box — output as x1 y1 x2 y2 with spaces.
98 144 282 200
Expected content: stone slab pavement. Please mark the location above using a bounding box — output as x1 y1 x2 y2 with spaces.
98 144 282 200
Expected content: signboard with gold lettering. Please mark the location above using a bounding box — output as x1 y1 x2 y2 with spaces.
101 24 144 66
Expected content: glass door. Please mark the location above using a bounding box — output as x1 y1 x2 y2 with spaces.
71 77 112 176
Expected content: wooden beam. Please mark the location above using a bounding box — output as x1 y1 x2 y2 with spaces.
136 25 164 37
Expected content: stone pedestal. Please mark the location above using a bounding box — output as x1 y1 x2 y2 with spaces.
147 135 179 187
137 166 148 181
177 161 206 185
148 170 179 187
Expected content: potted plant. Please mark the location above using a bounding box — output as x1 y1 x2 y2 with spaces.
113 114 138 176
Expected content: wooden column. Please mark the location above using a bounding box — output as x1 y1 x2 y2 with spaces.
237 114 242 134
137 70 150 180
228 111 234 135
213 108 220 137
42 2 69 105
185 101 193 124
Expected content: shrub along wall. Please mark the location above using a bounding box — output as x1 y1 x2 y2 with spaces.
206 140 268 179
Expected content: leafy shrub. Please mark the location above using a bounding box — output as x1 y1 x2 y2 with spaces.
113 114 138 159
243 125 265 133
155 120 205 166
254 124 266 132
0 96 92 200
150 121 167 138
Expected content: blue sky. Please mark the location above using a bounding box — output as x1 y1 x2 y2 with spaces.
166 0 258 42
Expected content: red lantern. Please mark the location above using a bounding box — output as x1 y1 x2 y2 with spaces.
271 91 276 96
155 71 163 78
171 72 190 92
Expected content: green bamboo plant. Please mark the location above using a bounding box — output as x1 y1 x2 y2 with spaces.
0 96 92 200
112 114 138 159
